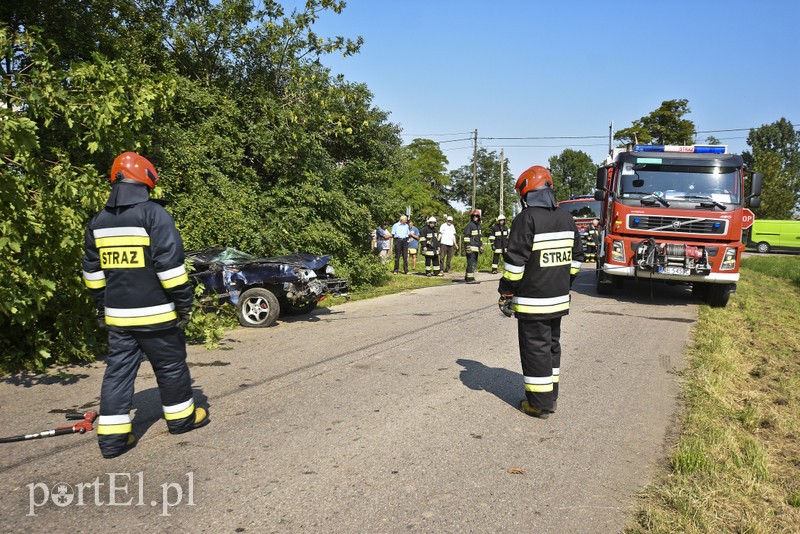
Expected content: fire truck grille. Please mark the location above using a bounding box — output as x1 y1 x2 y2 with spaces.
627 215 728 235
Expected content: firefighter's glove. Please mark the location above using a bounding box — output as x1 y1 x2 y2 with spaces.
176 310 192 330
498 295 514 318
96 311 106 329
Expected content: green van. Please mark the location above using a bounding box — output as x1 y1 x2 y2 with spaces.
749 219 800 253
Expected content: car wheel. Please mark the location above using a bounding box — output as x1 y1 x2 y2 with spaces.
237 288 280 327
756 242 770 254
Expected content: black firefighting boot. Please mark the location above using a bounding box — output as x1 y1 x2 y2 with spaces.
519 400 550 419
103 433 137 459
193 407 210 430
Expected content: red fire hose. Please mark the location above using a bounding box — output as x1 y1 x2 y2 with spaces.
0 412 98 443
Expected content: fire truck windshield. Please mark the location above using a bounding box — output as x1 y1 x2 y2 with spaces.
619 164 741 206
559 200 602 218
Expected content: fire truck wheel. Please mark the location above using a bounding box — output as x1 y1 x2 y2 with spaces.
692 282 710 298
596 271 614 295
756 242 771 254
706 284 732 308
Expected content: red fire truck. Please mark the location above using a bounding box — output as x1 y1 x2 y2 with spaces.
594 144 762 307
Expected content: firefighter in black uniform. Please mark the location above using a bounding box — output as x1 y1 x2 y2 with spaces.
419 216 443 276
463 209 483 283
585 218 601 263
489 214 509 274
498 165 583 419
82 152 209 458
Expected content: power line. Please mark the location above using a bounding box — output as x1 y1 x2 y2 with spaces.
482 135 607 140
401 131 473 137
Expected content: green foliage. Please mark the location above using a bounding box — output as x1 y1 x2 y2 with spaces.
742 118 800 219
0 27 173 370
615 99 696 146
547 149 597 201
0 2 425 370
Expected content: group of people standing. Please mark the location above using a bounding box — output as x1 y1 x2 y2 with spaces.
375 211 509 282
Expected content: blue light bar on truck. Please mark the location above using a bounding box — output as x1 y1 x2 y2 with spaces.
634 145 727 154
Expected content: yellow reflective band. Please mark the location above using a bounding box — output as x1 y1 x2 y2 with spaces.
96 422 133 435
84 278 106 289
95 236 150 248
532 238 574 251
513 302 570 315
106 310 178 327
164 402 195 421
570 267 580 275
503 271 523 281
552 375 560 383
161 272 189 289
525 383 554 393
100 247 145 269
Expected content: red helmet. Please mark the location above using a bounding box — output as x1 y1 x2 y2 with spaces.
110 152 159 189
470 209 481 218
515 165 553 197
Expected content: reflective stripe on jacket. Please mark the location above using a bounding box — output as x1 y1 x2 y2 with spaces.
499 206 583 320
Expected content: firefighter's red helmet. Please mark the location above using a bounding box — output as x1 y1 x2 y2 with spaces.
515 165 553 197
470 209 481 218
110 152 159 189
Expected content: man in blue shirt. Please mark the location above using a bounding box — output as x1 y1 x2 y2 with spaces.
391 215 410 274
408 220 421 271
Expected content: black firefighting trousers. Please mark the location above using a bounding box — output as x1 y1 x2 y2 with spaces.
517 316 562 411
98 328 196 457
465 251 478 280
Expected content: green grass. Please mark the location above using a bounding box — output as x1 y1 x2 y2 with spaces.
628 255 800 533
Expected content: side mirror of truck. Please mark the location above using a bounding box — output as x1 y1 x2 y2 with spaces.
746 172 763 208
750 172 763 197
595 167 608 200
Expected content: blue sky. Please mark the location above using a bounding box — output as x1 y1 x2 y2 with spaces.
293 0 799 176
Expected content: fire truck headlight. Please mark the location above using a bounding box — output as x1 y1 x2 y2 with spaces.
611 240 625 263
720 247 737 271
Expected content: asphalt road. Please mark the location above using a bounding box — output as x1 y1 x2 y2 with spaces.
0 266 698 533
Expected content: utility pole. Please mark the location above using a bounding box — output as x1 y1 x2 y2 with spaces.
608 121 614 157
471 129 478 210
499 148 504 215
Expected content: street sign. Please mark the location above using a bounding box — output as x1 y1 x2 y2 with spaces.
742 208 755 229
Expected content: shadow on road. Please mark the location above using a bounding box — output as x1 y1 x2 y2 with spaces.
456 358 521 409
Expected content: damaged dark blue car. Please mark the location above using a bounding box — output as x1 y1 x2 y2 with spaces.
186 247 349 328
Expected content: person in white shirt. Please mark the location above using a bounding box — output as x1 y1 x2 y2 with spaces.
438 215 458 273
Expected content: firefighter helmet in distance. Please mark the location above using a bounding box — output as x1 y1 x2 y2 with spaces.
111 152 159 189
497 214 506 221
470 209 481 218
515 165 553 197
428 216 437 223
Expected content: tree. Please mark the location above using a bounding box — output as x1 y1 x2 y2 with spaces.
614 99 696 146
547 149 596 201
392 139 452 220
742 118 800 219
0 1 407 370
448 148 515 222
0 27 174 370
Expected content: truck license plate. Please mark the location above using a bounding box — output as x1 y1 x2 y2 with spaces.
661 266 690 276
